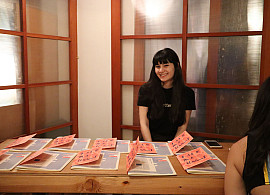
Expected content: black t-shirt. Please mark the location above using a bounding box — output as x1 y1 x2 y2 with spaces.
137 84 196 141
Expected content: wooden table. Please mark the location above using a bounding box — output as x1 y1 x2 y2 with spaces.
0 140 232 194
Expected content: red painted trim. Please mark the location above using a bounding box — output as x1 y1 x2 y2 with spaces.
121 34 183 39
27 33 71 41
29 81 72 88
69 0 78 137
182 0 188 82
187 31 262 38
120 81 259 90
0 29 23 36
32 122 73 136
260 0 270 83
21 0 30 135
111 0 122 139
120 31 262 40
0 85 26 90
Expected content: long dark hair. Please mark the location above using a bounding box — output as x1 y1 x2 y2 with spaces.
145 48 186 125
245 76 270 175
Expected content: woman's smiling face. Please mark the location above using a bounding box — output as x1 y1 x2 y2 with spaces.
155 62 175 88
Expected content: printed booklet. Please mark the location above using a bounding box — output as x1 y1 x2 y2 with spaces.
0 150 31 171
71 150 120 170
130 141 173 156
49 138 91 152
128 155 176 176
177 142 226 174
115 140 130 153
16 150 76 171
8 138 52 152
95 139 130 153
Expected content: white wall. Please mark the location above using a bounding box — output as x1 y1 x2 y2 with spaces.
77 0 112 139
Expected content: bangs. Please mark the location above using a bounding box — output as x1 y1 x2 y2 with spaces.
152 53 171 65
152 49 179 66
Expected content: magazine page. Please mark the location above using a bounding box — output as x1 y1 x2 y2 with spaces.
48 134 76 148
130 141 157 154
168 131 193 154
49 138 91 152
177 142 226 174
5 134 37 148
16 151 76 171
10 138 52 152
72 147 102 166
178 142 212 154
126 137 139 172
71 150 120 170
92 138 117 149
186 153 226 174
0 151 31 171
115 140 130 153
176 147 212 170
128 155 176 176
135 141 173 156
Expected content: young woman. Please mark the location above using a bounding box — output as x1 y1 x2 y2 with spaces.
137 48 196 142
224 77 270 195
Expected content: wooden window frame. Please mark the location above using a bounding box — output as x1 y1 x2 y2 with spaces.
0 0 78 138
112 0 270 141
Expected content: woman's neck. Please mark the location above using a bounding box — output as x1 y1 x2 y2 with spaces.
162 81 173 89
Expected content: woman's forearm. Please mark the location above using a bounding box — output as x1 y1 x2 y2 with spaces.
140 125 152 142
175 110 192 138
139 106 152 141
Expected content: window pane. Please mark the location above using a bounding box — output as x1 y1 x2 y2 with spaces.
189 88 257 137
29 84 70 132
122 85 134 126
27 38 69 83
0 89 23 107
0 0 21 31
26 0 69 37
186 36 262 85
0 34 23 86
122 129 133 141
0 89 24 141
122 0 183 35
188 0 264 33
122 39 182 81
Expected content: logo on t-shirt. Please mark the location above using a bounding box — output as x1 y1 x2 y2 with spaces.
163 103 171 108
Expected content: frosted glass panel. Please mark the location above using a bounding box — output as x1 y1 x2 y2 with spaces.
0 89 24 141
189 88 257 136
122 85 134 126
29 85 70 132
122 39 182 82
187 36 262 85
0 34 23 86
122 0 183 35
122 39 135 81
188 0 263 33
27 38 69 83
0 89 22 107
0 0 21 31
26 0 69 37
122 129 134 141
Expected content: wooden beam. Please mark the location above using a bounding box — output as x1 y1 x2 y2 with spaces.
111 0 122 139
260 0 270 82
69 0 78 137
